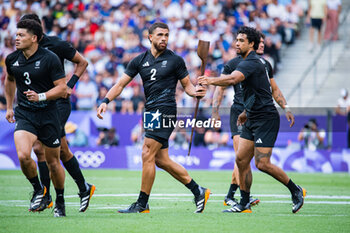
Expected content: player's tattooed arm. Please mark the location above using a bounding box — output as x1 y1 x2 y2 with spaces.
270 78 287 108
270 78 294 127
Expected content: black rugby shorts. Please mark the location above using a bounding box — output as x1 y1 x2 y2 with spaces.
14 106 61 148
240 117 280 147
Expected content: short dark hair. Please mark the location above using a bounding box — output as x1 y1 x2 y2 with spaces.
258 31 265 40
17 19 43 42
148 22 169 35
20 14 41 25
237 26 260 50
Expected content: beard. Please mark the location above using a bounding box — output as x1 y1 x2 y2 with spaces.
153 42 167 52
236 48 244 56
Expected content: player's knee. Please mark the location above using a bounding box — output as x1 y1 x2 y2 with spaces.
46 159 60 172
155 157 167 169
255 160 269 172
17 151 32 164
33 144 45 160
142 147 155 164
235 154 245 167
60 146 73 162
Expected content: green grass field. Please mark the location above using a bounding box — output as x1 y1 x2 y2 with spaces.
1 170 350 233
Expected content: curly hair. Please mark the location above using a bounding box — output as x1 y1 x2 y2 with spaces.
17 19 43 42
237 26 260 50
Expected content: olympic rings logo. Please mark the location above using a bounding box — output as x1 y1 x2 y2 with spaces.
75 150 105 168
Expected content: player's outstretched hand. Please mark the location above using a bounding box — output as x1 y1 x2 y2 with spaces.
97 103 107 119
5 109 15 123
24 90 39 102
195 85 206 99
197 76 208 86
237 110 247 126
286 111 295 127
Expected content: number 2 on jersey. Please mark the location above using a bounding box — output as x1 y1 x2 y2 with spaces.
150 68 156 81
24 72 31 85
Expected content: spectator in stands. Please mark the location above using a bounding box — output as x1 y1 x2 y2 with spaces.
0 0 305 112
298 118 326 151
96 127 120 147
289 0 305 36
324 0 342 41
335 89 350 148
131 120 144 147
307 0 327 52
76 72 98 110
265 25 282 72
267 0 287 22
65 122 89 147
336 88 350 116
284 5 299 44
233 1 249 28
169 127 190 150
131 84 145 114
204 128 230 150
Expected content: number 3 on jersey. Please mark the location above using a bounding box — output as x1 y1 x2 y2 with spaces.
24 72 31 85
150 68 156 81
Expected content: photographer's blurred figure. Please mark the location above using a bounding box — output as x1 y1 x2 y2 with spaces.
96 127 120 147
169 127 190 150
298 118 325 151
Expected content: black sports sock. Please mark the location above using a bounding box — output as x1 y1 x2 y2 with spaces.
137 191 149 208
286 179 299 193
185 179 201 197
38 161 51 195
63 156 86 193
239 190 250 206
227 183 239 199
55 188 64 204
28 176 42 192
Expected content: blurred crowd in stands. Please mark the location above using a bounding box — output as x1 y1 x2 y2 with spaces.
0 0 309 113
1 0 346 148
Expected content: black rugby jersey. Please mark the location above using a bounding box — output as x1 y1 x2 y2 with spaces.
222 55 244 107
39 34 76 69
235 51 278 120
124 49 188 109
5 47 65 110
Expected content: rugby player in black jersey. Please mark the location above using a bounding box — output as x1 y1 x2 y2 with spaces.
199 26 306 213
212 32 294 208
97 22 210 213
5 19 67 217
20 14 94 213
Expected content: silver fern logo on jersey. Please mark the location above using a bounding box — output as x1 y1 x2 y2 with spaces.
161 60 167 68
35 61 40 69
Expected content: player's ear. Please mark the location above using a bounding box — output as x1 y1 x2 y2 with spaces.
148 34 152 43
32 34 38 43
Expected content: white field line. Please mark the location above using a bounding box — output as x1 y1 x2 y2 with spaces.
65 193 350 200
2 194 350 208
